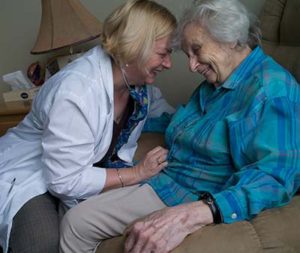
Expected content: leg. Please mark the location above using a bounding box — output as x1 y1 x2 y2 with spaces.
9 192 60 253
60 184 166 253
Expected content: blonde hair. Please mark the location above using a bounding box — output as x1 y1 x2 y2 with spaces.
101 0 176 67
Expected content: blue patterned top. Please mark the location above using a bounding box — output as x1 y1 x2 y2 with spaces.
102 85 148 168
146 47 300 223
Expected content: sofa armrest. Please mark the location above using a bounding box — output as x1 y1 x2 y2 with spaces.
134 133 165 161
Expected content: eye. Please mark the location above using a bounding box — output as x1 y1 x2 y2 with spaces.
167 48 173 54
158 53 167 59
192 45 201 54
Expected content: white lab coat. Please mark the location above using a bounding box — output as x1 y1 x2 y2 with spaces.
0 46 174 252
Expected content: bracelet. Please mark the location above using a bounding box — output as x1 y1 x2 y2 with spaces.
199 192 222 224
116 169 125 187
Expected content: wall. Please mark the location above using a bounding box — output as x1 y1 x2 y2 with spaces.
0 0 265 106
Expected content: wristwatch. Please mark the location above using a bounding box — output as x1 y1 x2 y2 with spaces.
199 192 223 224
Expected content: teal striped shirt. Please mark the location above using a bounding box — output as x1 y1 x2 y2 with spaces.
146 47 300 223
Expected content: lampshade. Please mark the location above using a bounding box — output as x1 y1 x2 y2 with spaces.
31 0 102 54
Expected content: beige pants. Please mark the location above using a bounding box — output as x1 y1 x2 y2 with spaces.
59 184 166 253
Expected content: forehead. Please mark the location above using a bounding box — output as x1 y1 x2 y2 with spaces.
182 23 210 47
155 35 172 51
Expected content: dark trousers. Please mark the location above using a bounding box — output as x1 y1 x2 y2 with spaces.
8 192 61 253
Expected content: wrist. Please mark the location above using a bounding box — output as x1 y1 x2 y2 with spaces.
132 165 144 182
198 192 223 224
181 201 212 232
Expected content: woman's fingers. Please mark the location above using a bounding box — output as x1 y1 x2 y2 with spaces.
146 146 168 164
135 146 169 180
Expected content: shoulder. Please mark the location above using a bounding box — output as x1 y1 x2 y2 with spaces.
254 55 300 102
62 46 111 82
43 46 112 99
34 48 113 112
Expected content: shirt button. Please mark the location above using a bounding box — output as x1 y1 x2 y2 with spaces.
231 213 237 219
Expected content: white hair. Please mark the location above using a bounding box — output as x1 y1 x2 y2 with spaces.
174 0 261 49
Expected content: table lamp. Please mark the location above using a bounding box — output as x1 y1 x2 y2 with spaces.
31 0 102 54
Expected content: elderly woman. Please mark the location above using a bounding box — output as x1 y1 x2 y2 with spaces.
60 0 300 252
0 0 176 252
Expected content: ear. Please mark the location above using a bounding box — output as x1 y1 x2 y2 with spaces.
229 42 237 49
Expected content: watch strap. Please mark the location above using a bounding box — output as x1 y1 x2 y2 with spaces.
199 192 223 224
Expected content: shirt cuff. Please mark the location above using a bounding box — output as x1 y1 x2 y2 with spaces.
88 166 107 195
213 190 247 223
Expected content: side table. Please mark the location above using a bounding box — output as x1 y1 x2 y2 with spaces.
0 100 31 136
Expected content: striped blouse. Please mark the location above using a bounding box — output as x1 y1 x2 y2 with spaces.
146 46 300 223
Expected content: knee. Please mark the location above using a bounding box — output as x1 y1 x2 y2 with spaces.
60 206 89 240
60 205 98 252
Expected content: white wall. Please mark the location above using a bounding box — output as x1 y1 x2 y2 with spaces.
0 0 265 105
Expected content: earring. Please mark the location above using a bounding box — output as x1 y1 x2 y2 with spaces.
125 63 129 67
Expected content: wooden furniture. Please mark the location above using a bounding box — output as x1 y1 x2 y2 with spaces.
0 100 31 136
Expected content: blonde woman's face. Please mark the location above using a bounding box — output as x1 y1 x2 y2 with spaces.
126 35 173 85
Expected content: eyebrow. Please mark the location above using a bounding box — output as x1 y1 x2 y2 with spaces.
156 48 173 54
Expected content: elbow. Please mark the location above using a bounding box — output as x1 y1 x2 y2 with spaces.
47 181 78 200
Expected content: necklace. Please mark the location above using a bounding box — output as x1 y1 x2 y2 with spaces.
121 67 131 90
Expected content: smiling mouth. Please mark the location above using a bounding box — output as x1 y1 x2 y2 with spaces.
151 69 163 76
200 67 210 76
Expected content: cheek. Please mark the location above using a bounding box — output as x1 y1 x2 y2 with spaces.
146 58 162 70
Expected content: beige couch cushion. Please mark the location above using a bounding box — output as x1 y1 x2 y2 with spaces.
260 0 300 82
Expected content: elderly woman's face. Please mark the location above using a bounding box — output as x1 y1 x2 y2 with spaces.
182 23 235 87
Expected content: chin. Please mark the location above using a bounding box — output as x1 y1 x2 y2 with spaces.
205 74 218 84
145 77 156 84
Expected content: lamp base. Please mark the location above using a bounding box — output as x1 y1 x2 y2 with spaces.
46 52 83 76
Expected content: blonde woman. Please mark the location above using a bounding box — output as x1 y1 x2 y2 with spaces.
0 1 176 252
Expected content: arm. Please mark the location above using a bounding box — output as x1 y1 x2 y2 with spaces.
104 146 169 191
42 92 105 201
124 201 213 253
214 97 300 223
42 92 169 201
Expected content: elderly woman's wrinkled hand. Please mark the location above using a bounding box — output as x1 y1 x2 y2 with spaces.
134 146 168 181
124 202 212 253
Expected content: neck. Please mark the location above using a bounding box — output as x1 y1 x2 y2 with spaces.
233 45 252 69
112 63 129 94
121 68 132 90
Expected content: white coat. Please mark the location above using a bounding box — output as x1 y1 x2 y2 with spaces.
0 46 174 252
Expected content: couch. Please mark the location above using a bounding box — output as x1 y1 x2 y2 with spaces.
96 0 300 252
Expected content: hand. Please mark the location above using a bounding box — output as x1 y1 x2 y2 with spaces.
124 201 213 253
134 146 168 181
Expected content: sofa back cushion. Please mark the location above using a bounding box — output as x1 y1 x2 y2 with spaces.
260 0 300 82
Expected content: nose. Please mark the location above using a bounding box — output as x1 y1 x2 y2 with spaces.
189 56 199 72
162 54 172 69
